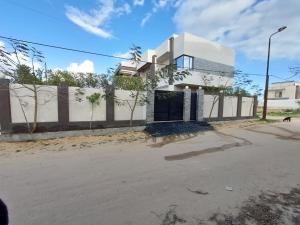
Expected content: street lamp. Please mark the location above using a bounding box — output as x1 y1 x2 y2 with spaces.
262 26 287 120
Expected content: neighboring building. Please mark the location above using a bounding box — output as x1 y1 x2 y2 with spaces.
267 81 300 109
116 32 235 91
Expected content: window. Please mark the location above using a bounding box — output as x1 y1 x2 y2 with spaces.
176 55 194 70
275 91 283 98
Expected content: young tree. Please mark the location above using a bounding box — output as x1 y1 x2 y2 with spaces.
201 71 262 119
0 40 45 133
74 89 104 130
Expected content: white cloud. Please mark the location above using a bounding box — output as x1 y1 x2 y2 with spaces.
113 51 131 59
67 60 95 73
141 13 152 27
141 0 180 26
133 0 144 6
65 0 131 38
173 0 300 59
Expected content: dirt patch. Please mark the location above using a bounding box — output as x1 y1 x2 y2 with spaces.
211 119 277 131
153 187 300 225
164 132 252 161
151 205 186 225
206 186 300 225
0 131 147 156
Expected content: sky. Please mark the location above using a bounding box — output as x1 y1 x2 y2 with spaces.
0 0 299 88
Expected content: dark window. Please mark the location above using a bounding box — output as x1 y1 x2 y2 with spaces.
176 55 194 70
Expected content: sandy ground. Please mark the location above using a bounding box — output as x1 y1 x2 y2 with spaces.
0 120 300 225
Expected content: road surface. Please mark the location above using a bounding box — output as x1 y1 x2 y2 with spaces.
0 121 300 225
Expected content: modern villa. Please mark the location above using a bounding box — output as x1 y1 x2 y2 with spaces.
116 32 235 91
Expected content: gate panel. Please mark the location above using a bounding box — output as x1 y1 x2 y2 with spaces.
154 90 184 121
190 92 197 121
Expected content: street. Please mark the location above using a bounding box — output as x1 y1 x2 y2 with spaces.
0 121 300 225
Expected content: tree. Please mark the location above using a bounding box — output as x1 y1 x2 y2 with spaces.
0 40 45 133
200 71 262 119
86 93 103 130
114 45 190 127
74 89 104 130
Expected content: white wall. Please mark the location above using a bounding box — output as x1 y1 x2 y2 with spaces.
172 72 234 88
174 33 235 67
69 87 106 122
241 97 254 117
114 90 146 121
204 95 219 118
223 96 238 117
267 99 300 109
10 84 58 123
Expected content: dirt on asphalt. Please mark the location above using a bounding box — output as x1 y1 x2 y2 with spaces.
0 119 278 157
0 131 147 156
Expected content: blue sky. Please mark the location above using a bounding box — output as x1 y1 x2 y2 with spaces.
0 0 299 88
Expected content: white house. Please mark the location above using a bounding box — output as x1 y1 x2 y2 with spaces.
267 81 300 109
116 32 235 91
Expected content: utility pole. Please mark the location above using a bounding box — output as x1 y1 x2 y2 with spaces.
262 26 287 120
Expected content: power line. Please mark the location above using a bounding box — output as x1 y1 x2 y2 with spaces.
0 34 291 80
1 0 64 23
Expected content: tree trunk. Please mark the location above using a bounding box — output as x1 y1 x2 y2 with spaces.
209 95 219 119
31 84 38 133
90 104 94 130
129 91 139 127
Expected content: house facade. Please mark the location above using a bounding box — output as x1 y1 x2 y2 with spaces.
116 32 235 91
267 81 300 109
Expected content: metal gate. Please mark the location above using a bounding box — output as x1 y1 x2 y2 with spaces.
190 92 197 120
154 90 184 121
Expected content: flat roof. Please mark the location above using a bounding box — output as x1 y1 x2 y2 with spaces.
271 81 297 84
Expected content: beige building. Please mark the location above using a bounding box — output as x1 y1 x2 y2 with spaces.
267 81 300 109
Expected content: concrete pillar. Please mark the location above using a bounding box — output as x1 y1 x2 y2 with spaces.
57 82 69 130
236 94 242 118
168 37 175 85
253 95 258 117
218 92 224 120
151 55 157 76
146 90 155 123
106 85 115 122
0 79 11 133
196 87 204 121
183 86 191 122
146 55 157 123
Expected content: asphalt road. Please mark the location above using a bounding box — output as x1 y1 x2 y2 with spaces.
0 121 300 225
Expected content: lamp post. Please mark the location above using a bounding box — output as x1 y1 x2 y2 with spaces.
262 26 287 120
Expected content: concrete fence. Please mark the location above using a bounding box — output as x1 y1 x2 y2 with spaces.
0 79 146 133
0 79 257 134
202 93 257 121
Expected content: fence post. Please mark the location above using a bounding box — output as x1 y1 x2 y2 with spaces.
237 94 242 118
146 55 157 124
106 85 115 122
196 87 204 121
146 90 155 123
253 95 258 117
183 86 191 122
0 79 11 133
218 91 224 120
57 82 69 130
